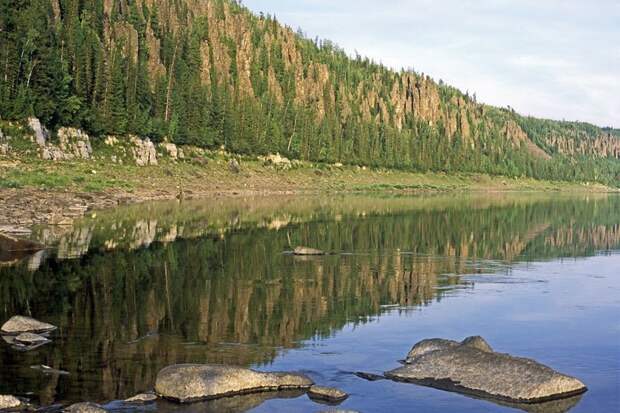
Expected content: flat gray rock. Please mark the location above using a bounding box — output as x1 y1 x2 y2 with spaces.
155 364 313 403
1 316 57 335
0 395 22 410
293 246 325 256
386 336 587 404
307 385 348 404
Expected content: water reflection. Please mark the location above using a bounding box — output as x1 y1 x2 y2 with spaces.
0 194 618 408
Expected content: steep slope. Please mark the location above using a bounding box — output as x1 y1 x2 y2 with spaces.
0 0 618 185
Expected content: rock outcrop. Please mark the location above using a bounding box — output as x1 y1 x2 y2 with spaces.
57 128 93 159
0 129 9 156
130 136 158 166
1 316 57 335
154 364 313 403
228 158 241 173
27 117 48 146
385 336 587 404
260 153 292 170
159 142 179 160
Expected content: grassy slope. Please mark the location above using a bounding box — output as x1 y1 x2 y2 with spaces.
0 154 613 197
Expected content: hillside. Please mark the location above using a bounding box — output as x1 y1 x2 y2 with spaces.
0 0 619 185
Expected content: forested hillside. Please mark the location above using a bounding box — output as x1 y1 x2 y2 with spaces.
1 0 619 185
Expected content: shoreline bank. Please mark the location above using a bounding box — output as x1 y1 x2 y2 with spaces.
0 157 616 231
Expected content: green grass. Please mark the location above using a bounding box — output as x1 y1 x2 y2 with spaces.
1 142 615 196
0 162 133 192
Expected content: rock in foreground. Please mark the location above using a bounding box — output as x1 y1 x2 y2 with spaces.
385 336 587 404
293 246 325 256
1 316 57 335
307 385 348 404
155 364 313 403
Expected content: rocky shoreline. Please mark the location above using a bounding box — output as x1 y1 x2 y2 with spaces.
0 318 587 413
0 186 303 232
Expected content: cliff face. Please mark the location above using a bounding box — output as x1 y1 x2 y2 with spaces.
98 0 617 157
1 0 619 184
544 132 620 158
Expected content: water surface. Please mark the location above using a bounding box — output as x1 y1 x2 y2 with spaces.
0 193 618 412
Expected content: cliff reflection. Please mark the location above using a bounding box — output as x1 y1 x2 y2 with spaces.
0 194 618 405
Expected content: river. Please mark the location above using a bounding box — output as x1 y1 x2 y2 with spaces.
0 193 618 412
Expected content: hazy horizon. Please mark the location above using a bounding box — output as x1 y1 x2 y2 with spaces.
243 0 620 129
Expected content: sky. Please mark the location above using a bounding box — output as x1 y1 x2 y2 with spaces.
242 0 620 128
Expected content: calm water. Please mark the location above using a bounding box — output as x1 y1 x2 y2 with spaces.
0 194 619 412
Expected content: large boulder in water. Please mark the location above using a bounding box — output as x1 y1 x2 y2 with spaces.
1 316 57 335
385 336 587 404
155 364 314 403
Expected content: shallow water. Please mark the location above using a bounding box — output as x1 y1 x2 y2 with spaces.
0 193 619 412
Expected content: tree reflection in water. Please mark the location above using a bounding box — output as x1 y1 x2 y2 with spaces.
0 194 618 406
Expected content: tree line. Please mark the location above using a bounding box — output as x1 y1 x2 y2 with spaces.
0 0 618 185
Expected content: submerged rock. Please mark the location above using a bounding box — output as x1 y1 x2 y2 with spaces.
0 395 22 410
155 364 313 403
124 393 157 404
1 316 57 335
64 402 106 412
386 336 587 404
354 371 384 381
293 246 325 256
307 385 348 404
